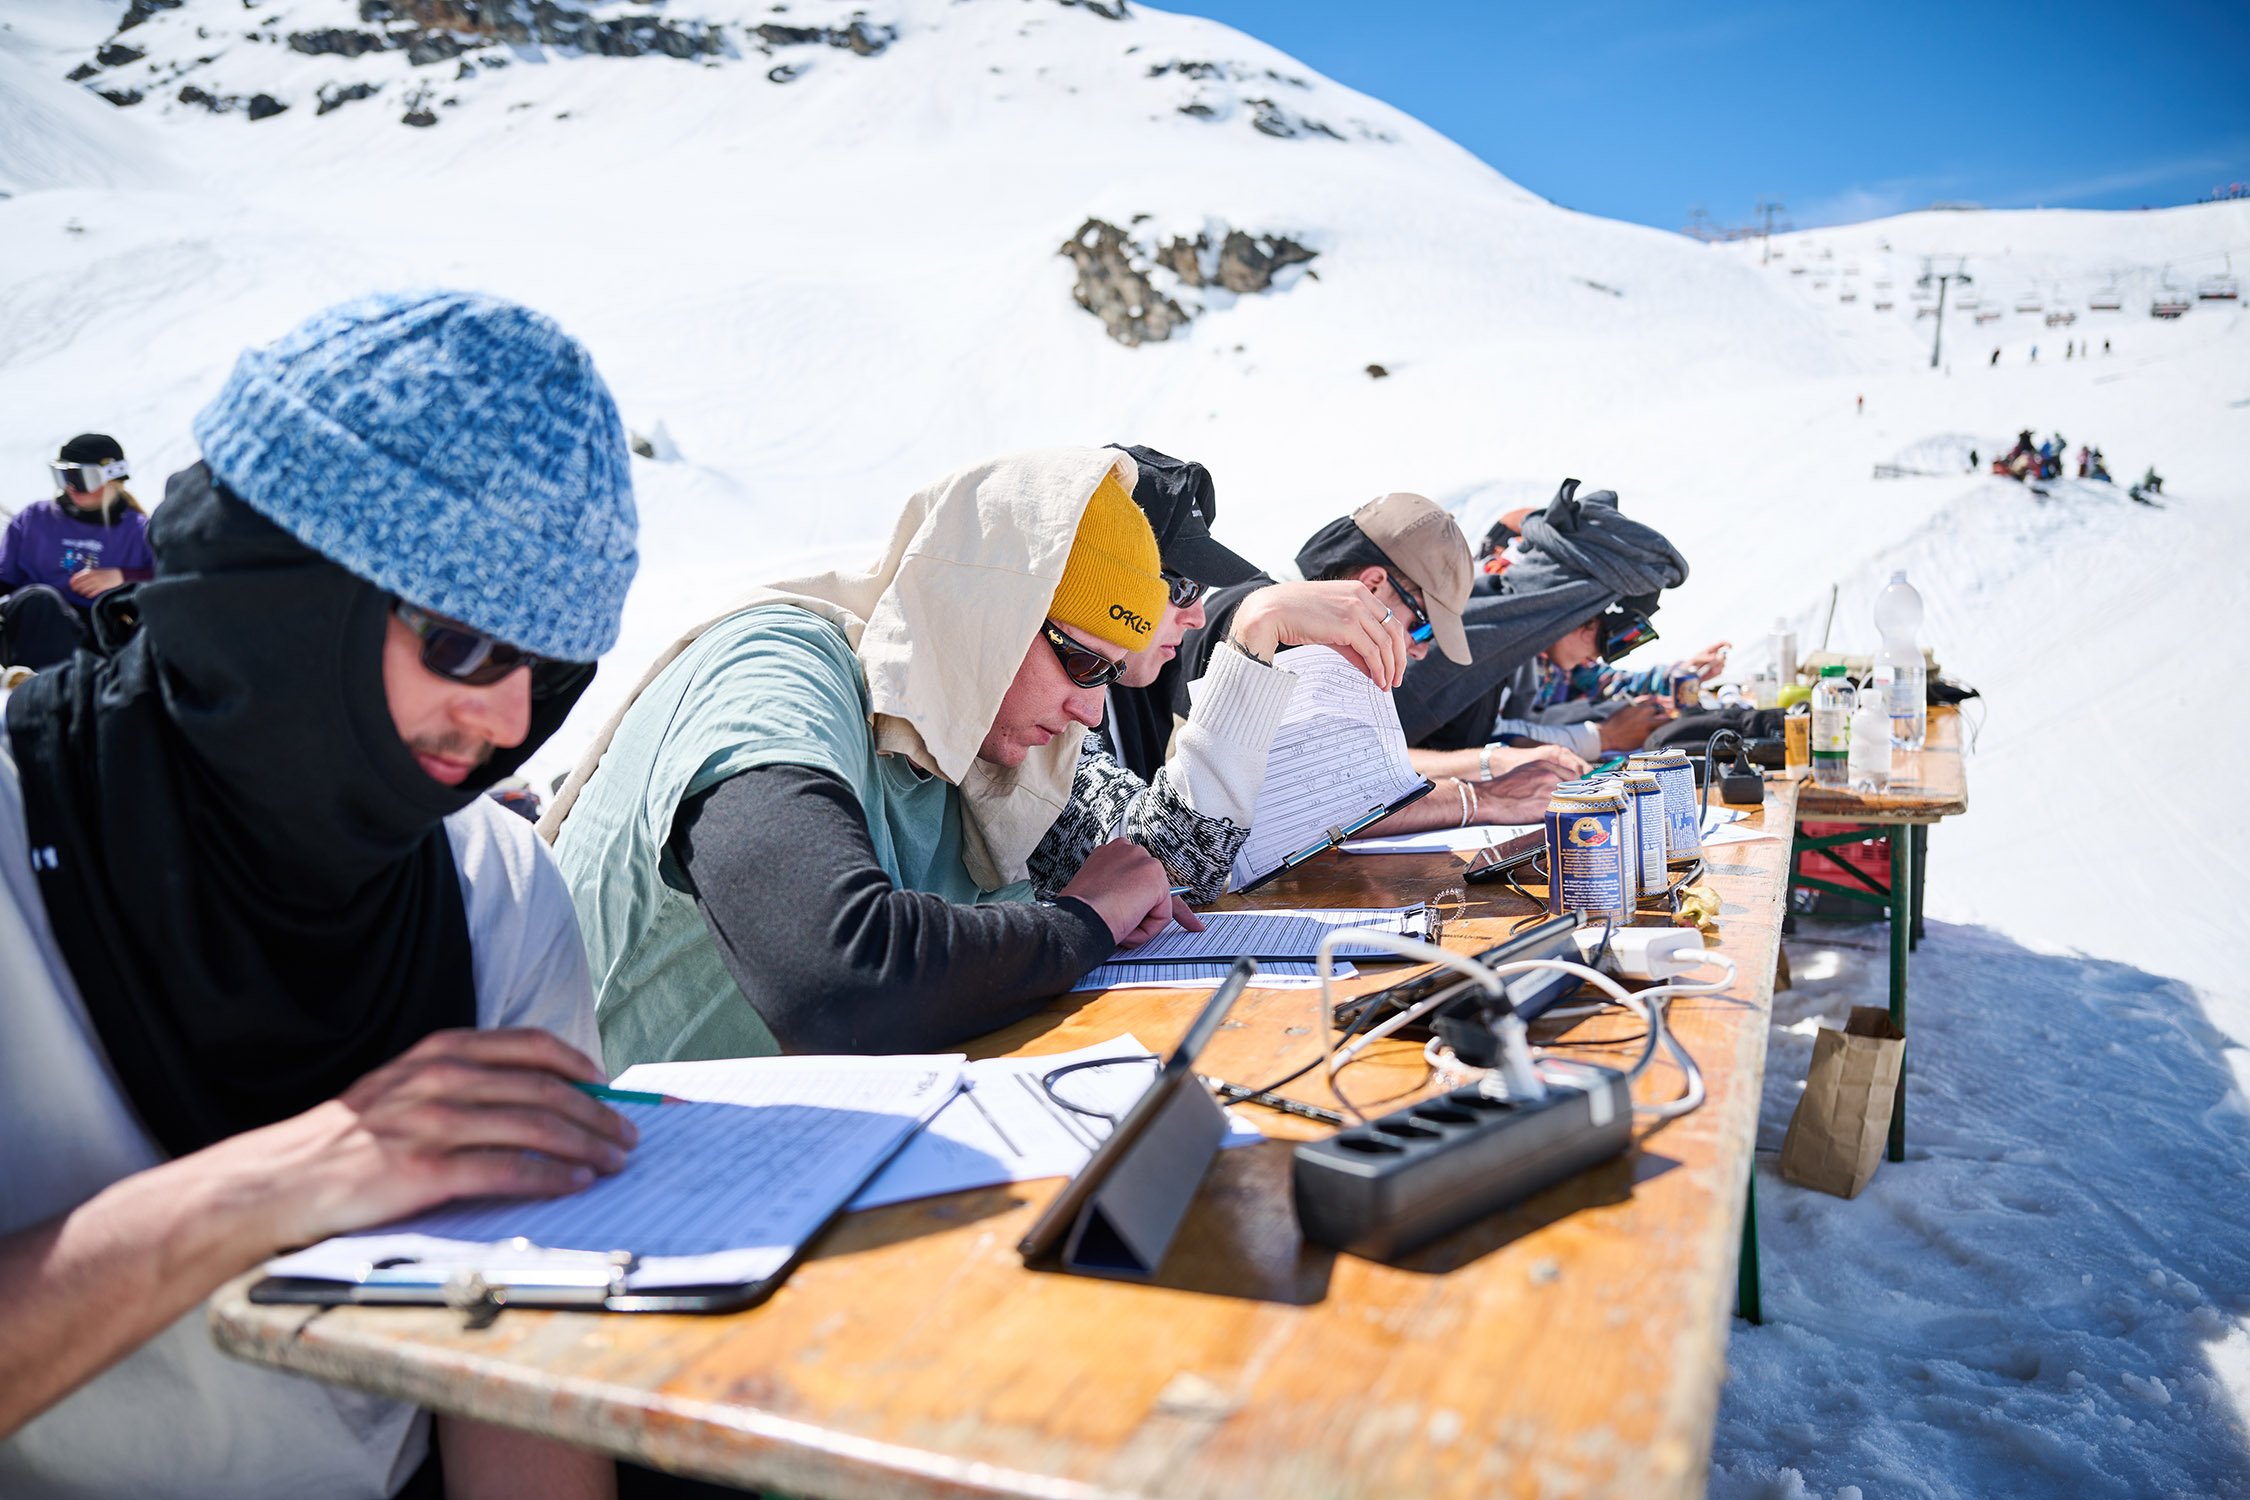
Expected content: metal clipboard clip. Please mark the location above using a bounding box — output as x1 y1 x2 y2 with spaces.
363 1239 639 1323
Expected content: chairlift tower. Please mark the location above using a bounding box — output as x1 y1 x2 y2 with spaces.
1755 198 1787 264
1916 257 1971 369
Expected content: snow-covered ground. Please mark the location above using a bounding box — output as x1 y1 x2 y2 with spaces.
3 0 2247 1491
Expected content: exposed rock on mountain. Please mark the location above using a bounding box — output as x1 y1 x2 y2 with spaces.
1062 218 1317 346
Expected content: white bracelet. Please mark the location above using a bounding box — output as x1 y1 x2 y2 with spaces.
1456 780 1475 827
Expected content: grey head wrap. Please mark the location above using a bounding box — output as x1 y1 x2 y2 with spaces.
1394 479 1689 745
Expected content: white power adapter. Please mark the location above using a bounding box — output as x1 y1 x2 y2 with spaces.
1573 925 1710 980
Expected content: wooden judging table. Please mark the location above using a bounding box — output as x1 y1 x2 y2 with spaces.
1788 704 1970 1159
213 778 1803 1500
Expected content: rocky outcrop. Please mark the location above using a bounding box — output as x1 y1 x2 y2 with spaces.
116 0 184 33
315 80 382 114
1062 218 1318 347
1061 220 1189 347
177 83 287 119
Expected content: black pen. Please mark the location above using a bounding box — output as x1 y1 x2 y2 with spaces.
1199 1076 1347 1126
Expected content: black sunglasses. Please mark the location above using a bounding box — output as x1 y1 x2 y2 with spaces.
1384 571 1437 645
1041 620 1128 689
393 599 583 689
1598 606 1661 662
1160 569 1207 610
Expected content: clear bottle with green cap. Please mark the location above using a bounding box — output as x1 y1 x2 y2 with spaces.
1810 664 1854 788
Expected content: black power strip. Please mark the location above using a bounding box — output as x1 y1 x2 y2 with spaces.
1292 1060 1632 1259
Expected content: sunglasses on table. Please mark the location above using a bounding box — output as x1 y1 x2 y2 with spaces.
1384 571 1437 645
1041 619 1129 689
1598 605 1660 662
393 599 593 695
1160 570 1207 610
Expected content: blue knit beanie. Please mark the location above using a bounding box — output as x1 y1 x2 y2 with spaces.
191 290 638 662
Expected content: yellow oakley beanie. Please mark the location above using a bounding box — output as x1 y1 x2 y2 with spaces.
1049 469 1167 652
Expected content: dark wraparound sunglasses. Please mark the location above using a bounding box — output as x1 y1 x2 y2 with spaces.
1041 619 1128 689
1384 571 1437 645
1161 570 1207 610
393 599 592 694
1598 605 1660 663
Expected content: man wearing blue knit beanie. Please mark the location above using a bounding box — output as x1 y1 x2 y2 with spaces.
0 291 639 1499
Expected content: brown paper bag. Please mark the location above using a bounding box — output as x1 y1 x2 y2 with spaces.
1778 1006 1904 1199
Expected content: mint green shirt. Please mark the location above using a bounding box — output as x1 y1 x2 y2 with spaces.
554 606 1004 1068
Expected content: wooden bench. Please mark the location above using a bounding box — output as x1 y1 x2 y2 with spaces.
212 779 1802 1499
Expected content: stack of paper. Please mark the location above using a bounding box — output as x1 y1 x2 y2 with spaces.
848 1035 1263 1211
1230 646 1428 888
1113 906 1430 964
1070 959 1354 992
265 1056 963 1292
1343 823 1540 855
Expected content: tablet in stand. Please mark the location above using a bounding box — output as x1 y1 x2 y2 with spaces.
1018 958 1257 1279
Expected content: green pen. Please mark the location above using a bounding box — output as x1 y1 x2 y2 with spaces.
571 1080 684 1106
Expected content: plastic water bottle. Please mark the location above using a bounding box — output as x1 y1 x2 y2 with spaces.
1849 687 1892 792
1873 570 1928 750
1810 665 1853 788
1769 617 1798 686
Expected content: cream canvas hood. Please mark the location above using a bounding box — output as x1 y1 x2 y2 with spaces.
540 445 1138 890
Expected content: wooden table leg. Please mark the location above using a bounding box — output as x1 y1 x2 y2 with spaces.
1888 826 1913 1163
1736 1166 1764 1325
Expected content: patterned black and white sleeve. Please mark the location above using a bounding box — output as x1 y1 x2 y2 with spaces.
1028 738 1246 902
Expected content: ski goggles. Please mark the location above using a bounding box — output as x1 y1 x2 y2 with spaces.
1598 605 1660 662
393 599 588 690
1160 569 1207 611
1385 571 1437 645
51 459 129 496
1042 619 1128 689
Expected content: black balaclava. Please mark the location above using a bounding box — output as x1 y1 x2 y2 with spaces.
6 464 592 1158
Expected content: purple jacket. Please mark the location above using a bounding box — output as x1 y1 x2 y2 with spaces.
0 499 154 608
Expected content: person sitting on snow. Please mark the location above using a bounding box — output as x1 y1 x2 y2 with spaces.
0 435 153 672
1 291 641 1498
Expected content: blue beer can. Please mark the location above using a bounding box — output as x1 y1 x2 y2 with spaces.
1543 785 1632 922
1629 748 1701 864
1622 769 1669 895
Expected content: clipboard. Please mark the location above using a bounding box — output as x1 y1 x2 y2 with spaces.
1234 778 1434 894
248 1248 785 1317
1017 958 1256 1278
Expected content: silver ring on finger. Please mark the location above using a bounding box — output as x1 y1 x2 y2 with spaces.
1381 607 1393 623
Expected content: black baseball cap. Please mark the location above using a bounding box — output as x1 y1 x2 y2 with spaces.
1107 443 1264 588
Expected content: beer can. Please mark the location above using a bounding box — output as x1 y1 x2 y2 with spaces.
1588 773 1642 901
1622 769 1669 895
1672 670 1702 711
1543 784 1633 922
1628 748 1701 864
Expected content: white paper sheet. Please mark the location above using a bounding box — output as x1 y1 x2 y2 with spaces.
1342 823 1540 855
266 1056 963 1291
848 1036 1263 1211
1111 906 1429 964
1070 959 1355 991
1231 646 1427 887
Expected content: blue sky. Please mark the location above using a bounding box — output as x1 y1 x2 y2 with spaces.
1160 0 2250 232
